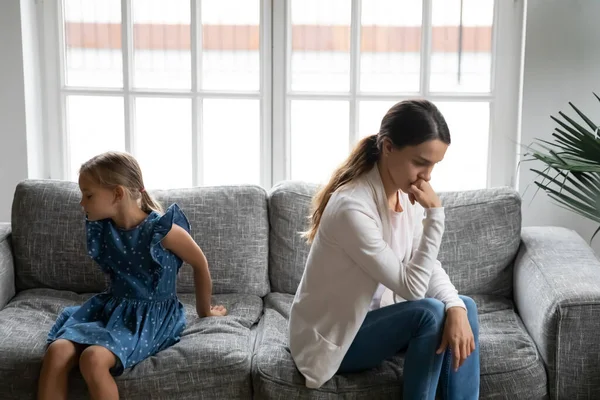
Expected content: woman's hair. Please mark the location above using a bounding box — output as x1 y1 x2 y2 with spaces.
303 99 450 243
79 151 164 214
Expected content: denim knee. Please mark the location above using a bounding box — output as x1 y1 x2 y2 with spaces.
414 298 446 333
459 295 479 335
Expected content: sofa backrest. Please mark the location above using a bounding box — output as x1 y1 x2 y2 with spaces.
267 181 316 294
267 183 521 297
436 188 521 297
11 180 270 296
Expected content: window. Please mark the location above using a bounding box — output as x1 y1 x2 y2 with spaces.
44 0 268 189
42 0 522 190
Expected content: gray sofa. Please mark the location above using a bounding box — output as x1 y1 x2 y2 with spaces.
1 180 600 399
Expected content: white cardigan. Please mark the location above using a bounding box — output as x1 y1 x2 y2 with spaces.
288 166 464 389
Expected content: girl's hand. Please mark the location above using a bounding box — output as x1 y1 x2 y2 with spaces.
436 307 475 371
407 179 441 209
208 305 227 317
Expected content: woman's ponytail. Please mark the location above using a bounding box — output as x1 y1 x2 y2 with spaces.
302 134 379 243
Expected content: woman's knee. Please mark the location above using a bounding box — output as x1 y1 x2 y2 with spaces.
459 295 479 333
459 296 478 315
414 298 446 330
79 346 115 379
44 340 79 369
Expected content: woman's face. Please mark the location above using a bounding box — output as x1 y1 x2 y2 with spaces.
381 138 448 192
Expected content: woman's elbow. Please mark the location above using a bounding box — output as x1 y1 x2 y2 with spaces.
401 280 429 301
402 290 427 301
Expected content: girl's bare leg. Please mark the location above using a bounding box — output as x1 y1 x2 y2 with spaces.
79 345 119 400
37 339 83 400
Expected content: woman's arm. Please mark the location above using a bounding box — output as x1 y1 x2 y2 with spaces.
411 199 473 371
329 196 444 300
426 262 466 310
411 204 465 310
161 225 226 317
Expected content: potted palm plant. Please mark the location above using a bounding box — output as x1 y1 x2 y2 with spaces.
525 93 600 242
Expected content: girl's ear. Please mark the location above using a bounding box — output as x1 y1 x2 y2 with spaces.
114 185 125 202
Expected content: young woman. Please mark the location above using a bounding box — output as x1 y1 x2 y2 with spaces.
289 100 479 400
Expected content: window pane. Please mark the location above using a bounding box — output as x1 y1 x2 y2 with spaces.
132 0 191 89
359 101 489 192
201 0 260 91
430 102 489 191
430 0 494 93
66 96 125 180
291 100 349 183
202 99 261 185
358 100 396 138
290 0 351 92
63 0 122 88
360 0 421 93
135 98 192 189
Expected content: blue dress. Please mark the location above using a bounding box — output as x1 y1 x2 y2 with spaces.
48 204 190 375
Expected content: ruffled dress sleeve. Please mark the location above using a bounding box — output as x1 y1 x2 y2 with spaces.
149 204 191 271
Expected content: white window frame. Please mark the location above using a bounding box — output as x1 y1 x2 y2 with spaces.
272 0 524 188
40 0 524 189
41 0 272 187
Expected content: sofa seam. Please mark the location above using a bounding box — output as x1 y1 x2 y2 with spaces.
270 190 314 200
477 357 547 377
0 232 11 246
255 360 402 394
116 356 252 382
444 195 519 210
249 308 266 398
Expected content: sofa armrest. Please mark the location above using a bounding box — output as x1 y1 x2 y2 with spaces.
514 226 600 400
0 223 15 310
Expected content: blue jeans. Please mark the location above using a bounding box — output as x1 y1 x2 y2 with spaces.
338 295 480 400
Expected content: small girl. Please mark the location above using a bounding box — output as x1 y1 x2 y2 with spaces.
37 151 226 400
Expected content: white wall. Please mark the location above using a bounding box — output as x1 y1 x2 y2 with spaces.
519 0 600 254
0 1 29 223
0 0 44 223
20 0 45 181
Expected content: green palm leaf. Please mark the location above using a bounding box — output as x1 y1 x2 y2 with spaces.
526 93 600 243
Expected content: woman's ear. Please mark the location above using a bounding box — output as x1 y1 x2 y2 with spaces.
382 138 394 157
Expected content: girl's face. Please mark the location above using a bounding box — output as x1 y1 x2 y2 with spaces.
382 138 448 193
78 174 120 221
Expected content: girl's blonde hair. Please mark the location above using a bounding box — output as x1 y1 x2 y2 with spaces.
79 151 164 214
302 99 450 244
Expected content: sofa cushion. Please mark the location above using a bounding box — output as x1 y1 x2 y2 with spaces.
267 182 317 294
267 183 521 296
252 293 547 399
11 180 270 296
152 185 270 296
0 289 262 399
437 188 521 297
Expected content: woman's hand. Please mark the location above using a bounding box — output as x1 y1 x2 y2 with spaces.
436 307 475 371
208 305 227 317
407 179 441 209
